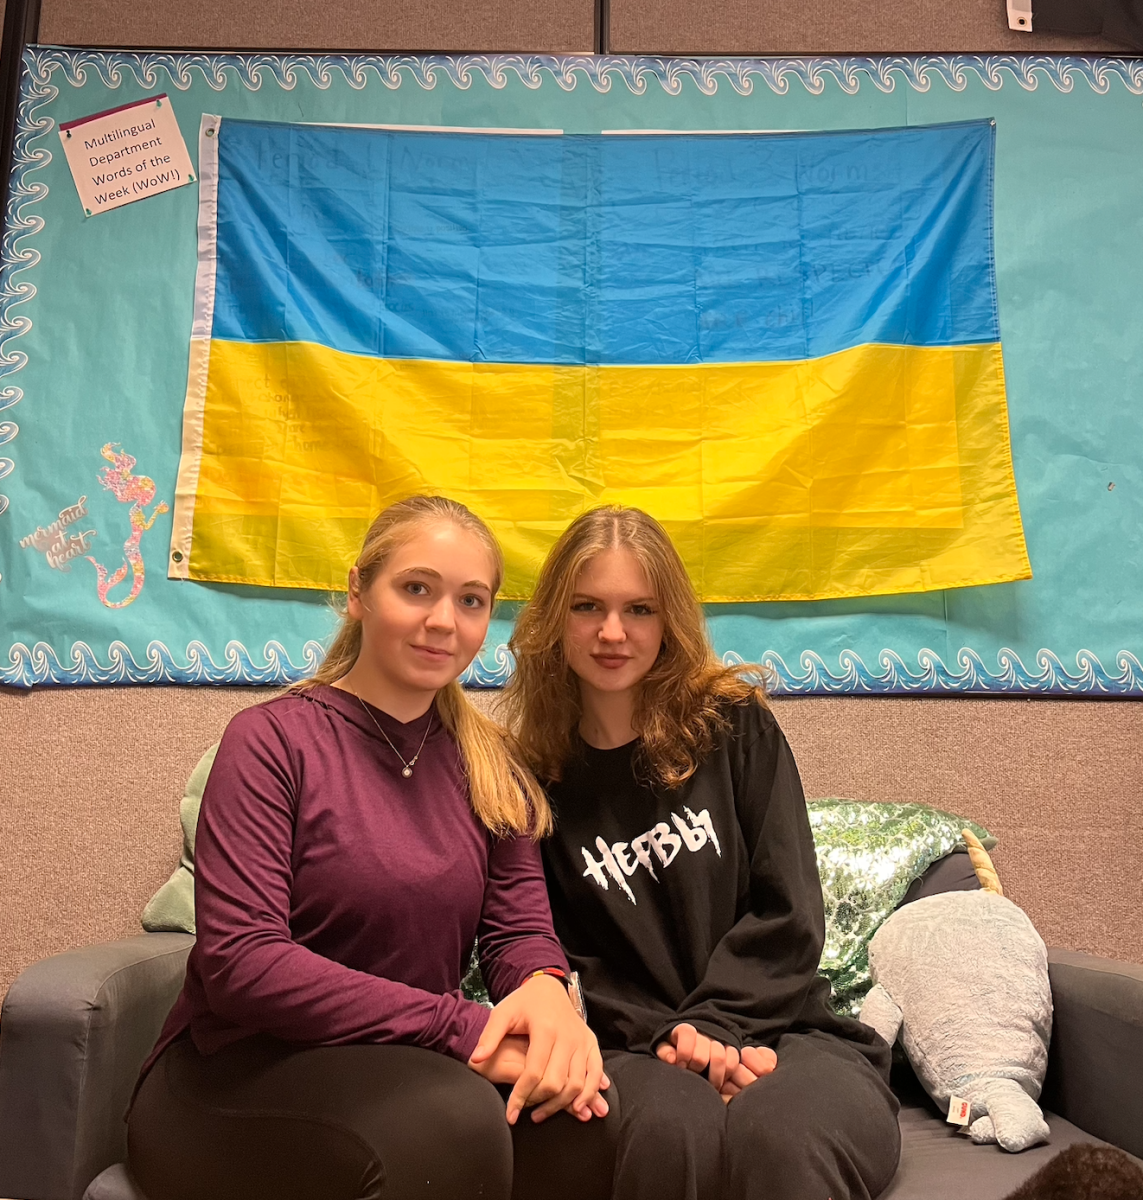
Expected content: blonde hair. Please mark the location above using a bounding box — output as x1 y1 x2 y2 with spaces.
297 495 552 837
503 505 767 788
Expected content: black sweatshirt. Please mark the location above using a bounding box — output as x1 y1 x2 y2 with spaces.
542 699 888 1069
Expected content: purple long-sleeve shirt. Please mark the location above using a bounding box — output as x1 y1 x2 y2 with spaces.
144 685 568 1073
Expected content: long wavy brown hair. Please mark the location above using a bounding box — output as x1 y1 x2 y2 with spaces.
503 506 767 788
296 495 552 837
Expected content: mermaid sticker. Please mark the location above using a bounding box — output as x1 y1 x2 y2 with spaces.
85 443 169 608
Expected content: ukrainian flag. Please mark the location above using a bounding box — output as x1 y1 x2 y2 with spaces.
171 116 1030 600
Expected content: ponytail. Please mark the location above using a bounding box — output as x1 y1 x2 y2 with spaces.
436 681 552 837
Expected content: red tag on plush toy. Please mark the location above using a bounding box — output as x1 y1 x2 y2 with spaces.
947 1095 971 1125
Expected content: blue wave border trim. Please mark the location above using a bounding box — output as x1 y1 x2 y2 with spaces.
4 641 1143 694
741 648 1143 696
20 47 1143 99
0 47 58 531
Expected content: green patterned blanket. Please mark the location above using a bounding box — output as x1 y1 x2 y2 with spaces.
810 799 992 1015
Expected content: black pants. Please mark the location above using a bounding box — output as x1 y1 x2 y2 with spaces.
604 1031 901 1200
127 1034 619 1200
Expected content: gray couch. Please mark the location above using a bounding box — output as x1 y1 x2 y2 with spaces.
0 935 1141 1200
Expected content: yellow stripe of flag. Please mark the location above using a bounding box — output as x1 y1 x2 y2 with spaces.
181 337 1030 601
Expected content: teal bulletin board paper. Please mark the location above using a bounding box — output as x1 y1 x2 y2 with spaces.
2 50 1142 691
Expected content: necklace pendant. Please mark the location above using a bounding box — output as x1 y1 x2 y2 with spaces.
352 690 430 782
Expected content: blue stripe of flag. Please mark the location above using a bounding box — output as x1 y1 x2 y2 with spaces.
211 118 998 366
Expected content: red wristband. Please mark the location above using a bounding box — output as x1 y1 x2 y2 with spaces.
529 967 569 986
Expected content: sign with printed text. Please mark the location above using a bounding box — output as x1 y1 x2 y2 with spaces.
58 94 194 217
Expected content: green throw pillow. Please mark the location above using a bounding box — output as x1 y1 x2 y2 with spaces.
141 742 218 935
808 798 994 1016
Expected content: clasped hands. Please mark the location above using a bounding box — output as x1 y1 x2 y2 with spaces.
468 973 610 1126
656 1023 777 1103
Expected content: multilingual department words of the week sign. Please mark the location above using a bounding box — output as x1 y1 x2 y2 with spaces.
58 94 195 217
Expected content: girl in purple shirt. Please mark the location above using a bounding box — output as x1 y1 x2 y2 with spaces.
128 496 614 1200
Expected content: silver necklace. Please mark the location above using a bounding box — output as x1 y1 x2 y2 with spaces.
355 692 433 778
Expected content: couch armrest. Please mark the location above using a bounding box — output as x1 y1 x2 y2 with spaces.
0 933 193 1200
1043 947 1143 1159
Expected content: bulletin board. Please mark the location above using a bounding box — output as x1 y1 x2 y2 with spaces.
2 49 1142 692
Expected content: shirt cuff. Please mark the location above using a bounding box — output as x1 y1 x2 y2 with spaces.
450 999 493 1064
482 935 571 1001
650 1016 745 1053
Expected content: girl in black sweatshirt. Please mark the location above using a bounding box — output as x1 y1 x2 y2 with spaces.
503 505 901 1200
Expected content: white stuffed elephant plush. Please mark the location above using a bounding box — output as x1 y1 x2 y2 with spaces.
858 832 1052 1152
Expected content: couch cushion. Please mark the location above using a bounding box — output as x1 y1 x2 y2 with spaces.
884 1076 1143 1200
898 848 981 906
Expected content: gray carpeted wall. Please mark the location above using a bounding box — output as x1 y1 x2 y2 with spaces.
33 0 1128 52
